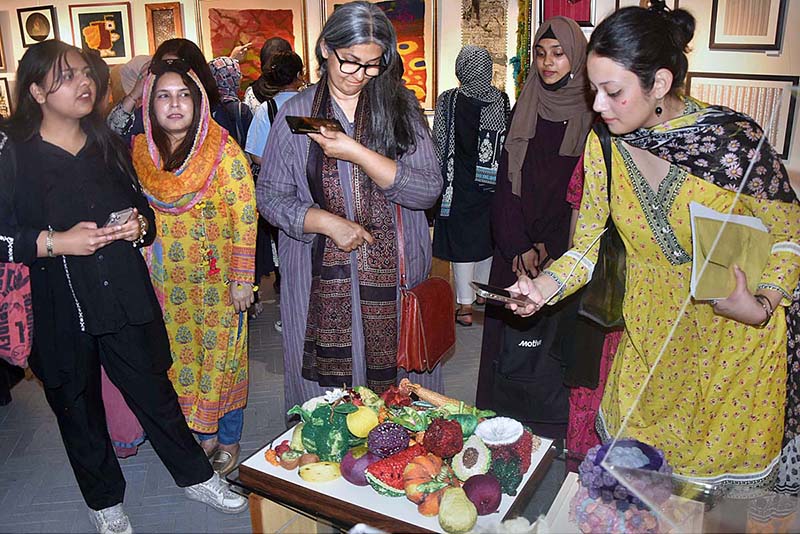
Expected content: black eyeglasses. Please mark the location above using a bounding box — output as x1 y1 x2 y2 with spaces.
149 58 191 76
330 48 385 78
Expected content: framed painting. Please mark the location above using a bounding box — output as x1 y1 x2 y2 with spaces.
145 2 184 54
324 0 437 112
685 72 798 159
0 78 11 119
615 0 678 9
539 0 595 27
17 5 60 48
0 27 5 71
69 3 134 65
710 0 787 51
198 0 309 94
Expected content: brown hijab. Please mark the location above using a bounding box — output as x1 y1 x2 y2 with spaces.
505 16 594 196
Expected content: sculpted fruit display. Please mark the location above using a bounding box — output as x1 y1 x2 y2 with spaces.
423 418 464 458
346 406 380 438
298 461 342 483
340 446 381 486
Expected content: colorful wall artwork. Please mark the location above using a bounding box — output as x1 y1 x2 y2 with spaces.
539 0 595 27
69 3 134 65
209 8 296 89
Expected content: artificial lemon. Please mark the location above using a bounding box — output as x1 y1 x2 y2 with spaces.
346 406 379 438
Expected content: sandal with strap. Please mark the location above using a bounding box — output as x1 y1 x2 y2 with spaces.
455 308 473 327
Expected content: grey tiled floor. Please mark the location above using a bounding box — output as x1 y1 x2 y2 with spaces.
0 277 564 533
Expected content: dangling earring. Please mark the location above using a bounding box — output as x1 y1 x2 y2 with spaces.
570 72 574 80
655 105 663 117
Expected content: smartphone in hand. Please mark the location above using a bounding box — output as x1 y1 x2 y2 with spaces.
285 116 345 134
103 207 134 228
470 282 534 306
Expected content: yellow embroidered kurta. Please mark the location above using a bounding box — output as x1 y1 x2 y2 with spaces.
142 139 257 434
547 131 800 488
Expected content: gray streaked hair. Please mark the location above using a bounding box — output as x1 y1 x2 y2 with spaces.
315 0 425 158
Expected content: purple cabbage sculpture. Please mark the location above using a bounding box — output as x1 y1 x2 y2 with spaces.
578 439 674 512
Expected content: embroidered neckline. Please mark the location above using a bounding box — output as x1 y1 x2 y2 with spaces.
617 142 692 265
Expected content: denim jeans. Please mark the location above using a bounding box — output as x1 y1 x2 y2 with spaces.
196 408 243 445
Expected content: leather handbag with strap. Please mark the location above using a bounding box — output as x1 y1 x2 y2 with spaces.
577 121 626 328
0 262 33 367
396 205 455 372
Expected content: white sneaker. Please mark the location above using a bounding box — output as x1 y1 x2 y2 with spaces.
274 320 282 332
88 503 133 534
184 472 248 514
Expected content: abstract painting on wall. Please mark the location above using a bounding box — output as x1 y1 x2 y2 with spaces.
198 0 308 93
710 0 787 51
70 2 134 64
145 2 184 54
539 0 595 27
325 0 437 111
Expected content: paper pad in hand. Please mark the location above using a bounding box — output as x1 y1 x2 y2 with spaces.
689 201 771 301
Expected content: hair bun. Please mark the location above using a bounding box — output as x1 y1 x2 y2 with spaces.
648 0 669 12
666 8 695 51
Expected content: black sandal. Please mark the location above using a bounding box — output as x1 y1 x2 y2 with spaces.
455 308 473 327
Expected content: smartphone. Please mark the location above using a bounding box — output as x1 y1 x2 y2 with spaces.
285 116 345 134
470 282 534 307
103 207 135 228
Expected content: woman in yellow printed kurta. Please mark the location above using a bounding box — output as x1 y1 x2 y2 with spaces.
511 5 800 493
132 59 256 475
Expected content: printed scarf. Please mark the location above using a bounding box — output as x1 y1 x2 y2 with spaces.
302 78 398 393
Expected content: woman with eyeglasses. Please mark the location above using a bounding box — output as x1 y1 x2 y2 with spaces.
257 0 444 413
131 57 257 477
2 40 247 534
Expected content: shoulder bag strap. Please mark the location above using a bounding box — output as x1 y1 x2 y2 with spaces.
395 204 408 290
267 98 278 125
592 121 614 224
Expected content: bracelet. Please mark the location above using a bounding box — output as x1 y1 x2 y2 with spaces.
132 215 147 248
46 229 55 258
754 294 774 327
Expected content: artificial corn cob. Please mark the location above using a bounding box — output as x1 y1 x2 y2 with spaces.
399 378 460 407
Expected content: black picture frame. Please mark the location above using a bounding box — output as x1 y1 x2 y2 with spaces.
17 5 60 48
709 0 787 51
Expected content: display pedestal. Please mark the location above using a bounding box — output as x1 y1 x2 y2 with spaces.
249 493 338 534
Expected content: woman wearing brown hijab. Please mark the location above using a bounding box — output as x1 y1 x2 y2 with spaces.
475 17 594 438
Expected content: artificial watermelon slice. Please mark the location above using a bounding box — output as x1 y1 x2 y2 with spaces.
365 443 425 497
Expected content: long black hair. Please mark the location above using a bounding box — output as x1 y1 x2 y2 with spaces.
315 1 426 158
6 40 140 190
588 1 695 95
251 37 293 103
153 38 221 108
147 61 203 172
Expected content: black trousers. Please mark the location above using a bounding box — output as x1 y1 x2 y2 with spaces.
42 320 213 510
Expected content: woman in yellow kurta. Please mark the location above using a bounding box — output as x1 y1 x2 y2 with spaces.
132 59 256 476
511 4 800 493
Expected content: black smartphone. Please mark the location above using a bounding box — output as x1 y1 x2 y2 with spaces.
285 116 345 134
470 282 534 306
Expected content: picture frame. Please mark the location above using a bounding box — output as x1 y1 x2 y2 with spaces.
0 78 11 119
614 0 678 9
145 2 184 54
685 72 799 159
0 27 6 71
323 0 437 112
17 5 60 48
709 0 787 51
539 0 596 28
70 2 134 65
198 0 310 95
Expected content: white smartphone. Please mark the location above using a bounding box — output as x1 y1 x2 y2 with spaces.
470 282 534 307
103 207 135 228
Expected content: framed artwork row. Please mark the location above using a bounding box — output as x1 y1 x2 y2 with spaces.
17 5 60 48
69 2 134 65
685 72 798 159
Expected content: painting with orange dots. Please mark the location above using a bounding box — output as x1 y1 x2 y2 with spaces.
326 0 436 111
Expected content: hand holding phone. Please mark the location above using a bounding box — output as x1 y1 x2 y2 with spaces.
285 116 345 135
470 282 535 307
104 207 135 228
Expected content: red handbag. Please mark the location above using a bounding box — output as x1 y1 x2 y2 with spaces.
0 263 34 367
396 206 455 372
